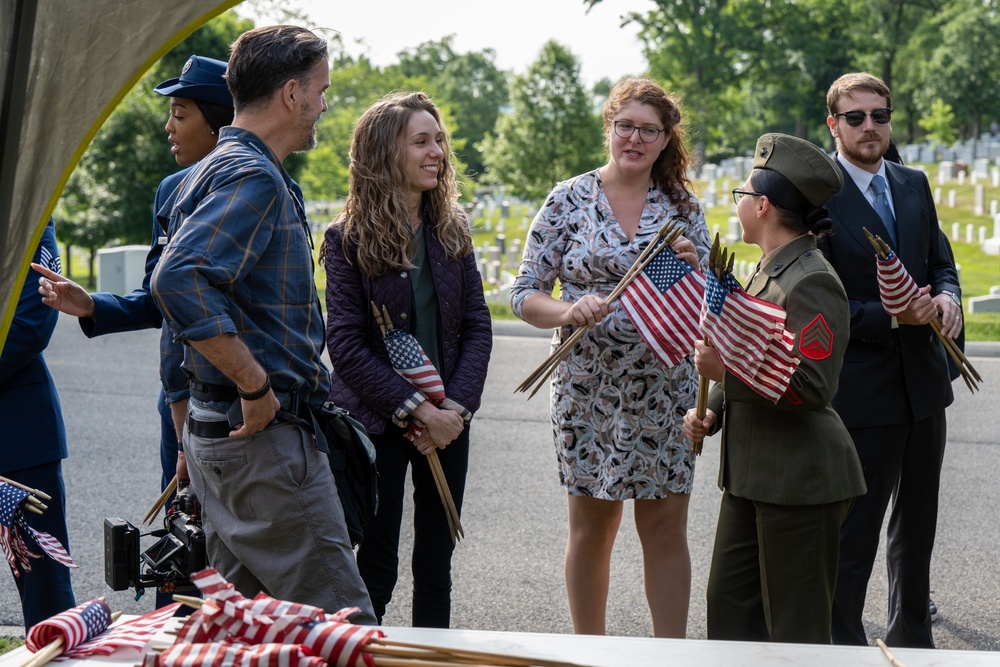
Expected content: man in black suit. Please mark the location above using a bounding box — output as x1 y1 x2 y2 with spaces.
819 72 962 648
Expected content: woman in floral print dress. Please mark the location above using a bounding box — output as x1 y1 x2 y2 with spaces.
511 78 711 638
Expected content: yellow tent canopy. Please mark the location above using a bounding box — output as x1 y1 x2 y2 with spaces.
0 0 241 354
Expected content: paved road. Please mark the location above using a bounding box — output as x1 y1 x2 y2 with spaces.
3 315 999 651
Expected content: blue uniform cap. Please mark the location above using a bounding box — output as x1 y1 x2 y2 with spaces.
154 55 233 109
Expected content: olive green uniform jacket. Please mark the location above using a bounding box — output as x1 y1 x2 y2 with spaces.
706 234 866 504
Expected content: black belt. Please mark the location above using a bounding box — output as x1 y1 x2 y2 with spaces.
186 414 286 439
188 379 238 403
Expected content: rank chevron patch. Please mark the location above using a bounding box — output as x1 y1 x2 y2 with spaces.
798 313 833 360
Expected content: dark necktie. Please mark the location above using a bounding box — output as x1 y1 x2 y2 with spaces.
870 175 897 245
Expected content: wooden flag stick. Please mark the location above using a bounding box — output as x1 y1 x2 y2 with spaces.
692 234 723 455
862 229 982 392
370 637 587 667
517 219 687 398
0 475 53 501
143 475 178 526
875 639 908 667
427 450 464 543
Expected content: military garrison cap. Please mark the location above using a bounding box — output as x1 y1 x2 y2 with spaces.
753 133 843 207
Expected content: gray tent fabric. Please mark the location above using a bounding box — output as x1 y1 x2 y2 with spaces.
0 0 239 354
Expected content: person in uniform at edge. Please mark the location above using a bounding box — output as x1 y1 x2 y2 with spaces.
1 220 76 629
323 91 492 627
822 72 961 648
684 134 866 644
150 25 374 620
33 53 233 517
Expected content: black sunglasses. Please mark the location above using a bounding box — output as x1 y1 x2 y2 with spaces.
833 107 893 127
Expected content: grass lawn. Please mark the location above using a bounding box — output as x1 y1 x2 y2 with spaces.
63 168 1000 340
0 637 24 654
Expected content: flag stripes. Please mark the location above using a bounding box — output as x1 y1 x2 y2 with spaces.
620 245 705 367
876 252 921 317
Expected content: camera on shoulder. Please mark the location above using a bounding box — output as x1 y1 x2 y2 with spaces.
104 488 207 599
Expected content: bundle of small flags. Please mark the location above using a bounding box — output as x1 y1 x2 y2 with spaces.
0 479 75 577
23 598 179 666
155 568 587 667
157 569 382 667
701 267 799 404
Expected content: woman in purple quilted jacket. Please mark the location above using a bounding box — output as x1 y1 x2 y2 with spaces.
323 91 493 628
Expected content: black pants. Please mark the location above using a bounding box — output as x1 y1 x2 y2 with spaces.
357 422 470 628
832 412 946 648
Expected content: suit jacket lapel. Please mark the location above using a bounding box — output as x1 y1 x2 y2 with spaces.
884 161 919 260
829 161 886 257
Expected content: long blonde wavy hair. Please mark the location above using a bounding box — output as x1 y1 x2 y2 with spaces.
328 91 471 277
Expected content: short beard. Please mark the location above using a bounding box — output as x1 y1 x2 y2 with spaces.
838 134 888 167
295 130 317 153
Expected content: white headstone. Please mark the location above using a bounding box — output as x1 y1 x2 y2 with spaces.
975 184 986 216
702 164 718 181
966 223 975 243
934 187 942 205
939 161 954 183
948 190 957 208
980 226 988 244
992 200 999 217
951 222 960 241
993 167 1000 188
726 216 742 243
958 170 966 186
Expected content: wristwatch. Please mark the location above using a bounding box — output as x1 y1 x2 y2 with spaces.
940 290 961 308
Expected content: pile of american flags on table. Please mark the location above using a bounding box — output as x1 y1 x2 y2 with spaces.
17 568 585 667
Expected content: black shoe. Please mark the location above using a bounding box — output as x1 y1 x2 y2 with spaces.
929 599 939 623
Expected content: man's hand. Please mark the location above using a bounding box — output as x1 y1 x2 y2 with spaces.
897 285 937 326
176 451 190 487
933 293 963 339
230 391 280 437
32 262 96 318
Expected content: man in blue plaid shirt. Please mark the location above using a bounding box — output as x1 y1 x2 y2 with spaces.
151 25 373 620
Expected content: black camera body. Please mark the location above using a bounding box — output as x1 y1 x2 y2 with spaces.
104 490 207 596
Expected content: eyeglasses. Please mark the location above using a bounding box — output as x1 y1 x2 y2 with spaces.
832 107 893 127
612 120 665 143
732 189 764 205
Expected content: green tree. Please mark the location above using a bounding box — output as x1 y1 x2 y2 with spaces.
480 41 603 200
917 0 1000 141
55 11 251 285
918 99 957 147
389 36 508 179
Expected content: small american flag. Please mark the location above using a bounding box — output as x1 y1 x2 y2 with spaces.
146 643 327 667
0 481 75 577
26 599 112 654
64 603 182 658
382 328 446 442
383 328 445 401
876 251 922 317
620 244 706 367
280 620 382 667
701 271 799 404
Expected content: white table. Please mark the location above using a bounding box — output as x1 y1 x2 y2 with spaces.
4 621 999 667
